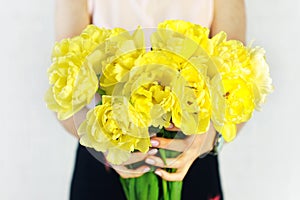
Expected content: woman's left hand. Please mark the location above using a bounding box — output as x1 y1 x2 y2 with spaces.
145 122 217 181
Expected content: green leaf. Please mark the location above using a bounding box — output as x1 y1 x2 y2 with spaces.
97 88 106 96
168 181 182 200
147 172 159 200
120 178 130 200
129 178 136 200
135 175 148 200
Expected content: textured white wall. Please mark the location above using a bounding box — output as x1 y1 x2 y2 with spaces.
220 1 300 199
0 0 77 199
0 0 299 199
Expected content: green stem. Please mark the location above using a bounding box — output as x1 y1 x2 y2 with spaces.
120 128 184 200
159 148 169 200
162 179 169 200
159 129 184 200
120 178 130 200
129 178 135 200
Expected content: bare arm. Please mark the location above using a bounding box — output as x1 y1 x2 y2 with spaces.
210 0 246 43
55 0 91 41
151 0 248 182
211 0 247 133
55 0 91 138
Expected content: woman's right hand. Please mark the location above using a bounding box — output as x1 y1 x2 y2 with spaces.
110 148 158 178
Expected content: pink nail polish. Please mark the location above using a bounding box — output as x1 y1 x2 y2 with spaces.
145 158 155 165
168 123 174 128
155 170 162 176
148 149 158 155
150 140 159 147
143 167 150 173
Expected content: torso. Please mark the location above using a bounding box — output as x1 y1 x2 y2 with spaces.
73 2 223 200
88 0 214 29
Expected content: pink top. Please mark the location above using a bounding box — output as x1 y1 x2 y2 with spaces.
88 0 214 29
86 0 214 109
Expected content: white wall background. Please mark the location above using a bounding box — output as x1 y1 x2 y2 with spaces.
0 0 299 199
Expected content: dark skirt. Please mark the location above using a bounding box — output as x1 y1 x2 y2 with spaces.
70 144 223 200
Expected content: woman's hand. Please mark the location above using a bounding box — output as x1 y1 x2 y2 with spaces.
145 123 217 181
110 148 158 179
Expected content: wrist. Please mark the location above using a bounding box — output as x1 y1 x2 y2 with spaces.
209 132 224 156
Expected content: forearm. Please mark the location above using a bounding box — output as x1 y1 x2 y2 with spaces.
54 0 91 138
210 0 247 138
210 0 246 43
55 0 91 41
58 107 89 139
236 122 246 134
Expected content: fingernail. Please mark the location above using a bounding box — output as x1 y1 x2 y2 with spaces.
150 140 159 147
145 158 155 165
155 170 162 176
168 123 174 128
143 167 150 173
148 149 158 155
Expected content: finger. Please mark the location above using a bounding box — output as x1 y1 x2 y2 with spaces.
164 123 181 131
113 165 151 179
164 127 181 131
145 155 185 168
121 149 158 165
154 165 190 182
150 136 196 152
120 152 147 165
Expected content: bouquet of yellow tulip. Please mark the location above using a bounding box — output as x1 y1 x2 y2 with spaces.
45 20 273 200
